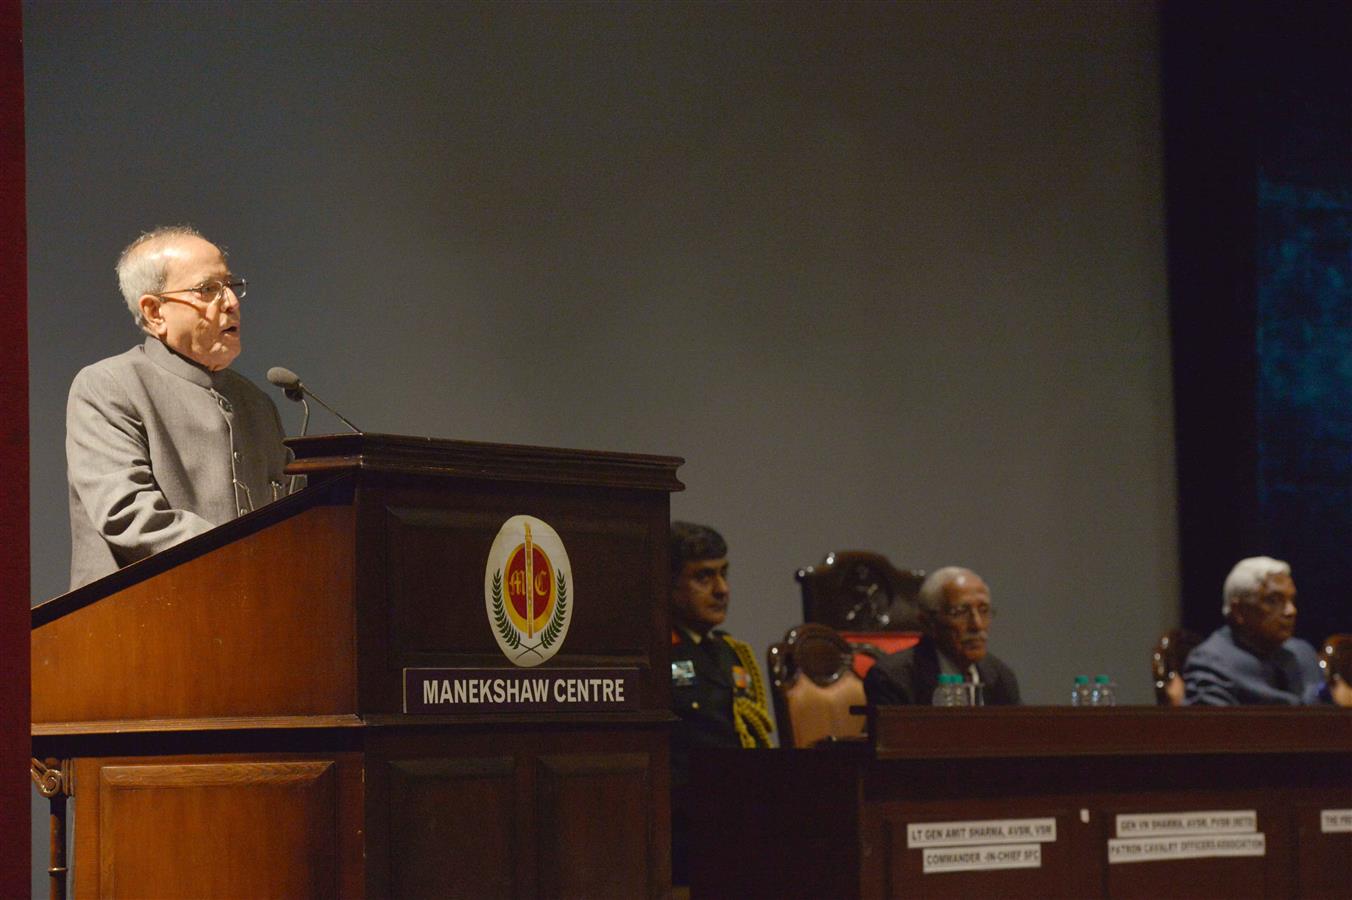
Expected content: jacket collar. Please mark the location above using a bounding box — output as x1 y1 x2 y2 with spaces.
143 335 221 389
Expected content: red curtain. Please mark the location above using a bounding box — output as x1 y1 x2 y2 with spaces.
0 0 31 894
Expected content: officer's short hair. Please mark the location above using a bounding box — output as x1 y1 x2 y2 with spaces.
670 521 727 583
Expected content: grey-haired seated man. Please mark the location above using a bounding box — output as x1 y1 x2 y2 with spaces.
66 226 290 590
864 566 1021 706
1183 556 1324 705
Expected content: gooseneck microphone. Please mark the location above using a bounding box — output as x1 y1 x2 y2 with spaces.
268 366 361 497
266 366 362 435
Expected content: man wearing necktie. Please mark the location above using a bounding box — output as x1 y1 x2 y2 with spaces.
863 565 1022 706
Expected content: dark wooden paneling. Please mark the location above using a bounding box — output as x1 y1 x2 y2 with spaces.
385 499 653 660
287 432 684 493
357 474 670 714
387 756 519 899
1098 798 1275 900
0 0 26 894
692 709 1352 899
366 726 671 899
74 754 363 899
868 706 1352 759
690 749 863 899
386 506 507 657
1295 804 1352 900
876 805 1081 899
32 505 358 724
538 752 652 900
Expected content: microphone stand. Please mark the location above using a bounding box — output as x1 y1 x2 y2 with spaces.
288 390 310 496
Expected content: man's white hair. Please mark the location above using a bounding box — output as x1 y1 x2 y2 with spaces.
918 566 980 614
115 225 206 327
1222 556 1291 616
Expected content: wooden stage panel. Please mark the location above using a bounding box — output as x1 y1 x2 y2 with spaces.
386 756 519 899
537 752 653 900
1294 803 1352 900
74 753 364 900
32 505 358 725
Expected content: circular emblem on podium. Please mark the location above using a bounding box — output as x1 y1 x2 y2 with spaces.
484 515 573 667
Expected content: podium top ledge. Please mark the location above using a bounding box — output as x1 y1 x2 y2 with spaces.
286 432 686 492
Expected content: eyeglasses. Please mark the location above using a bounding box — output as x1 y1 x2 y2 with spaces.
153 277 247 307
939 603 996 622
1249 590 1295 611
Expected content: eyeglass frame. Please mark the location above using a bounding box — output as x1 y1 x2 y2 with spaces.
151 277 247 308
937 603 997 622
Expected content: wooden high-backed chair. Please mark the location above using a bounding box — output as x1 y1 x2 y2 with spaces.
1320 634 1352 706
1152 628 1202 706
767 623 867 748
795 550 924 676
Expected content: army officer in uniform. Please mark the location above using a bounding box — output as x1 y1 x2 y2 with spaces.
668 521 772 886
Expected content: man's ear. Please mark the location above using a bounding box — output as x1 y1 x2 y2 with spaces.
139 295 166 337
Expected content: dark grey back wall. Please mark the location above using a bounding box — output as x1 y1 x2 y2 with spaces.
26 1 1172 886
25 2 1171 703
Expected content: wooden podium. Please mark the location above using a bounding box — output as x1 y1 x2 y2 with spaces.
31 433 683 899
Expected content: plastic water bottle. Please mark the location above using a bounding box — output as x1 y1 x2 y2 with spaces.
1071 675 1091 706
931 673 953 706
1092 675 1116 707
932 673 969 706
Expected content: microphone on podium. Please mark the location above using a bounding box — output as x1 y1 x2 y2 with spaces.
266 366 362 436
267 366 361 497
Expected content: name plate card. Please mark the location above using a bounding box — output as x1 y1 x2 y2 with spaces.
922 844 1042 874
1321 809 1352 833
1116 810 1257 837
1108 833 1266 864
404 667 640 714
1110 809 1263 864
907 817 1057 848
909 818 1055 874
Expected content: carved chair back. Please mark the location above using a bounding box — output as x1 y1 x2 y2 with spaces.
1320 634 1352 706
1152 628 1202 706
796 550 925 676
767 623 866 748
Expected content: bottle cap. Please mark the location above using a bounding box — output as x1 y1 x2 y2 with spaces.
1095 675 1111 683
1074 675 1089 684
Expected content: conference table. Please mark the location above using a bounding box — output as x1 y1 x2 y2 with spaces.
688 706 1352 899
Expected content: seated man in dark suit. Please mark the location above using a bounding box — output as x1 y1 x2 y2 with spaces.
1184 556 1323 705
863 566 1021 705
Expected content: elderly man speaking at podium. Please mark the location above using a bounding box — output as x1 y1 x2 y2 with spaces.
65 226 290 589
